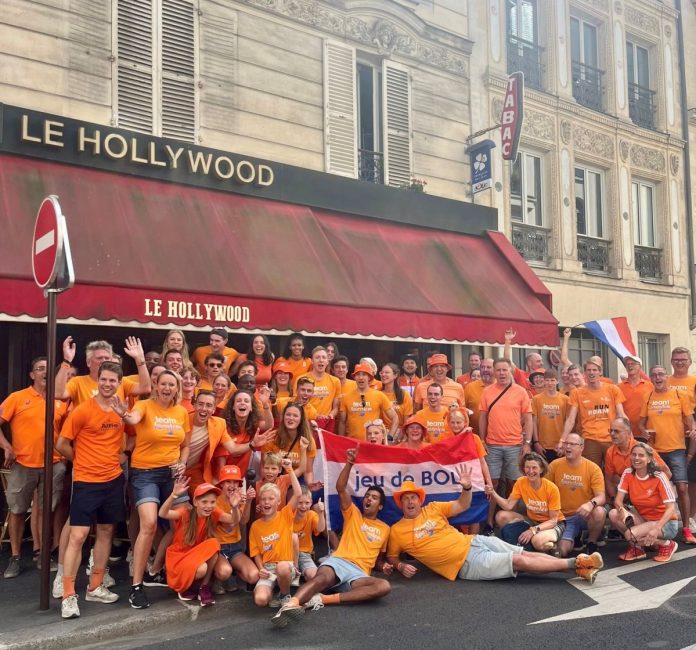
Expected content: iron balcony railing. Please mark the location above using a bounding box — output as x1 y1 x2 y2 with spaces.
572 60 604 112
511 222 550 264
507 35 544 91
577 234 611 273
634 245 662 280
628 82 656 129
358 149 384 184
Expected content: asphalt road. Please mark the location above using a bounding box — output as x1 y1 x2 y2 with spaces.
77 543 696 650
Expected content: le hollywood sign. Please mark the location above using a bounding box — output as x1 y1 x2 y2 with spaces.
145 298 250 324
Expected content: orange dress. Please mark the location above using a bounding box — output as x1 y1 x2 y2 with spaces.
165 508 222 592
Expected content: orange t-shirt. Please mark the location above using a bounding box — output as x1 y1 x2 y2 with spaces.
235 353 273 386
294 372 341 416
214 494 242 544
293 510 321 553
338 379 358 400
464 380 486 434
456 373 472 387
274 396 318 423
414 406 452 443
276 357 312 379
618 469 677 521
547 457 604 517
479 383 532 446
639 388 691 452
249 503 295 564
414 379 465 409
333 503 389 575
60 398 124 483
387 501 471 581
569 383 625 443
619 379 654 435
340 388 394 440
532 392 569 450
129 400 191 469
667 375 696 412
0 387 66 467
382 390 413 431
604 437 667 480
256 474 292 506
66 374 137 407
510 477 565 523
262 434 317 466
191 345 239 375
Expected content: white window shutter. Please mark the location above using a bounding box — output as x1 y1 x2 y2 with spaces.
161 0 196 142
383 61 412 187
324 40 357 177
117 0 154 133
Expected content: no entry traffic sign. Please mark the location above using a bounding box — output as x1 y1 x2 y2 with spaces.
32 195 74 290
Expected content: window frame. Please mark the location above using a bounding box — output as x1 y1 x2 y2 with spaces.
510 151 544 227
574 164 605 239
631 179 657 248
637 332 667 371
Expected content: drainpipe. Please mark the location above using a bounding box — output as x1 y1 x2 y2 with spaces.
675 0 696 329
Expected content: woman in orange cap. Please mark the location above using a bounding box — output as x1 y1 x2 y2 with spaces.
160 477 239 606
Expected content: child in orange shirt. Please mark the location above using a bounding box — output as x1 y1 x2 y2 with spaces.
159 478 238 607
293 488 326 582
256 441 308 509
249 458 302 607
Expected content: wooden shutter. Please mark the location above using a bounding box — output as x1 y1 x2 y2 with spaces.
383 61 412 187
161 0 196 142
324 40 357 177
117 0 154 133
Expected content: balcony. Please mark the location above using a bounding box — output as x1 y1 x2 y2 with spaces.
511 222 550 264
577 235 610 274
628 82 656 130
507 35 544 91
571 60 604 112
634 245 662 280
358 149 384 184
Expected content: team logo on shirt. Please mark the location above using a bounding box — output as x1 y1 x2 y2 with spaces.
261 531 280 552
413 519 437 539
559 473 583 491
360 522 383 543
541 404 560 419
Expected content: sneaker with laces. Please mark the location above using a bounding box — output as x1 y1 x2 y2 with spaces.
304 594 324 611
575 551 604 570
576 568 599 584
4 556 21 579
198 584 215 607
271 597 304 628
618 544 646 561
223 577 239 592
269 594 282 608
61 594 80 618
143 569 167 587
52 571 64 599
86 584 119 603
682 527 696 545
129 585 150 609
178 586 198 601
654 540 678 562
85 549 94 576
103 567 115 588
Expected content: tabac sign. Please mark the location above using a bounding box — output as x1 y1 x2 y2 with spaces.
500 72 524 164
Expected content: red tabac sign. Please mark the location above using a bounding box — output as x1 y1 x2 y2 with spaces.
500 72 524 163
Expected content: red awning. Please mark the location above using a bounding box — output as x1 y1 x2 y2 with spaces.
0 154 558 346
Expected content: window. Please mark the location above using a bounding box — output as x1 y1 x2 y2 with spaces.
506 1 543 90
632 181 656 248
638 333 666 370
570 17 603 111
626 41 655 128
575 167 604 238
116 0 197 142
507 0 536 42
324 40 412 187
563 327 613 379
511 152 543 225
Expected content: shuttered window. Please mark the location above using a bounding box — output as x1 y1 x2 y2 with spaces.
116 0 197 142
383 61 411 187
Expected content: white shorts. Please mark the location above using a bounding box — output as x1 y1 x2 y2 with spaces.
254 561 298 590
298 551 317 573
458 535 523 581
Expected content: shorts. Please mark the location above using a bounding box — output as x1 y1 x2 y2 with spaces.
255 561 299 590
486 445 522 481
321 556 367 593
661 519 679 540
561 514 588 542
130 466 174 508
660 450 688 483
458 535 522 581
6 462 66 514
298 551 317 573
70 474 126 527
688 455 696 483
500 519 566 550
220 542 244 561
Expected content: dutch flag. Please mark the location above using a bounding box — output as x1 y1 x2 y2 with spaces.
581 317 637 361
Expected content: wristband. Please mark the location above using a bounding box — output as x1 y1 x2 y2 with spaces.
461 485 472 491
136 361 146 367
249 441 255 451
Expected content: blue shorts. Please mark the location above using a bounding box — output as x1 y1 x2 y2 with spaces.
220 542 244 561
322 556 367 593
486 444 522 481
661 450 688 483
661 519 679 540
70 474 126 527
458 535 522 581
561 514 588 542
130 466 174 508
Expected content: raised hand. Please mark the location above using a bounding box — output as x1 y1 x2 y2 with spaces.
172 475 190 498
346 447 358 464
62 336 76 363
123 336 145 361
458 464 473 491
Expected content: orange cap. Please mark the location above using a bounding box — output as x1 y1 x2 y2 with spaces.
218 465 242 483
393 480 426 509
427 354 452 369
193 482 221 498
272 360 294 377
352 363 375 379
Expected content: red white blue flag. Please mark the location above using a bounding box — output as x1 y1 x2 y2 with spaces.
581 317 637 361
317 430 488 529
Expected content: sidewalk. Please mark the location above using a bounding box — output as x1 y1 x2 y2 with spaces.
0 549 195 650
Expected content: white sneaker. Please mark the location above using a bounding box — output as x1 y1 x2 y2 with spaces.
61 594 80 619
52 572 64 599
271 598 305 628
305 593 324 611
269 594 282 608
85 549 94 576
102 567 115 588
85 584 119 604
689 517 696 530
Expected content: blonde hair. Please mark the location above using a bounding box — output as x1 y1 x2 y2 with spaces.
154 369 183 406
162 329 191 364
263 452 282 467
85 340 113 362
259 483 281 500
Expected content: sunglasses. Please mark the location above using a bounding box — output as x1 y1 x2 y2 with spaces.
360 394 367 409
207 362 223 368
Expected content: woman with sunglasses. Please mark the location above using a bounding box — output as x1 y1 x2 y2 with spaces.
229 334 275 387
608 442 679 562
380 363 412 442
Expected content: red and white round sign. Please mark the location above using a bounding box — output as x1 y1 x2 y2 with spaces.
32 196 65 289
